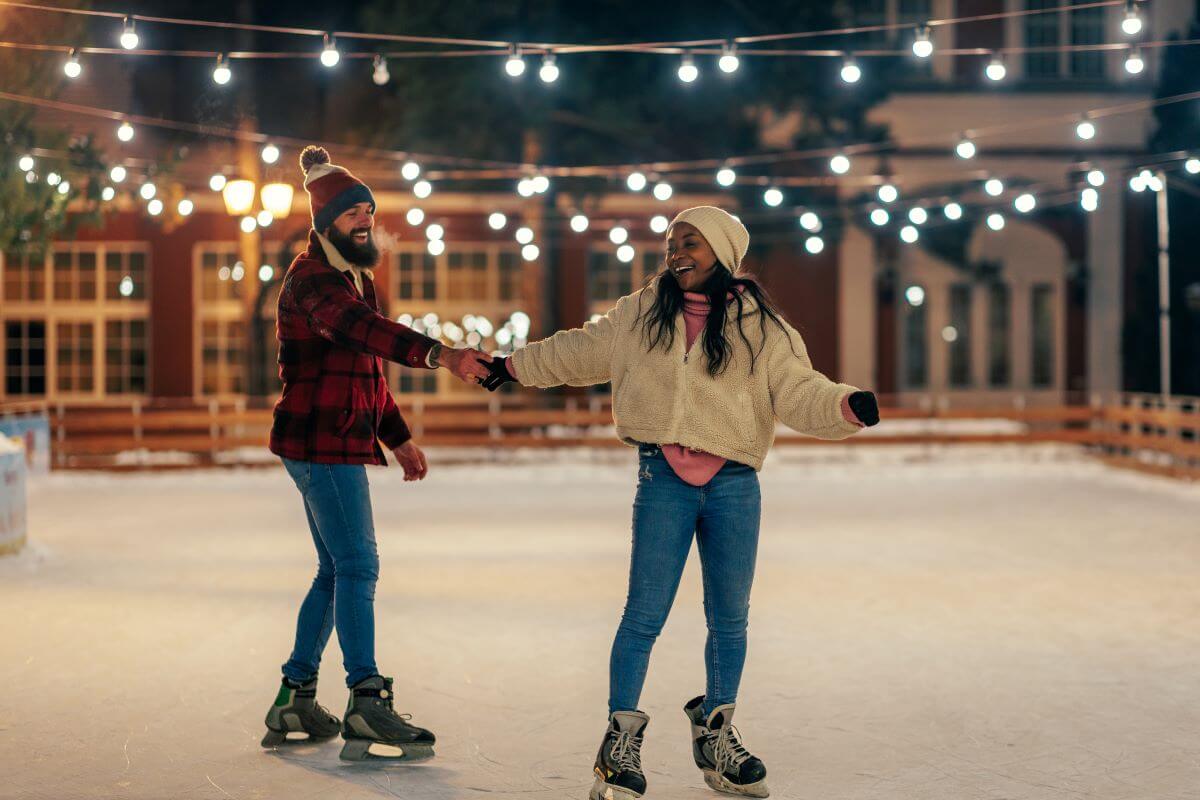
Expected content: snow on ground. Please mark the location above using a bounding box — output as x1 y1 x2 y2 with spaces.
1 446 1199 800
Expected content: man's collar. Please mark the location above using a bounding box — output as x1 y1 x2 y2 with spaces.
314 230 375 281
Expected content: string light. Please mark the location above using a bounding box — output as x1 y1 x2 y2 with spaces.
522 243 540 261
426 223 445 241
147 198 163 216
986 212 1005 230
985 53 1007 82
63 49 81 79
515 226 534 245
505 46 526 77
955 134 977 159
413 179 432 198
716 166 736 186
830 153 851 174
805 236 824 255
1076 117 1096 140
1014 192 1037 213
943 201 963 220
372 55 390 86
984 177 1005 196
570 214 589 232
1125 47 1144 74
1121 1 1144 36
24 172 36 184
653 181 673 201
626 171 647 191
900 225 919 243
110 165 127 182
719 43 739 74
1186 158 1200 175
908 207 928 225
516 177 535 197
101 186 116 202
212 54 231 85
905 286 925 306
56 180 70 195
1081 187 1099 211
1086 168 1105 187
119 17 138 50
257 209 273 227
489 212 508 230
139 182 156 200
1130 172 1147 192
763 187 784 207
259 265 275 282
531 175 550 194
400 161 420 180
428 239 446 256
321 34 341 68
177 198 194 216
877 183 898 203
261 143 280 164
17 155 34 172
240 215 257 233
616 244 635 263
117 122 134 142
912 26 933 59
406 208 425 225
609 226 629 245
799 211 821 232
650 215 669 233
46 172 61 186
209 173 226 191
870 208 889 226
678 52 699 83
539 53 559 83
840 55 862 84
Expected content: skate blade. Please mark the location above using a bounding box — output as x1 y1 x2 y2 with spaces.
703 770 770 798
588 776 643 800
339 738 435 763
262 729 337 748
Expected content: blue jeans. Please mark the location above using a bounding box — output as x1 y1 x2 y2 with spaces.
609 445 761 717
280 457 380 688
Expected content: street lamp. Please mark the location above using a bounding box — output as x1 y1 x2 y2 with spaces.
222 179 256 217
260 183 294 219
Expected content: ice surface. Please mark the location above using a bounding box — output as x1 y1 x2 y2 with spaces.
2 446 1198 799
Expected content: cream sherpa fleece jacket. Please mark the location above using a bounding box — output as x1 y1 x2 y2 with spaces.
511 284 863 470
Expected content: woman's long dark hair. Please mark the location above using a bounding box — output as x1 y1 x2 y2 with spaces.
636 263 796 377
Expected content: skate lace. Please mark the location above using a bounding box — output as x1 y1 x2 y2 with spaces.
712 725 751 773
610 730 643 773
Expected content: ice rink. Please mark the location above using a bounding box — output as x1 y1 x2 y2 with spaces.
2 446 1199 800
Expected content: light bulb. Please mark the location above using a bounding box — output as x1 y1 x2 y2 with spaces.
650 215 669 234
139 182 156 200
716 167 736 186
110 165 127 183
719 43 739 73
908 207 928 225
984 178 1005 196
64 49 82 78
101 186 116 202
531 175 550 194
1129 173 1147 192
1086 169 1106 187
877 183 898 203
1122 4 1144 36
840 57 862 84
257 209 273 227
905 286 925 306
986 212 1005 231
912 26 933 58
956 136 977 159
616 244 635 263
515 226 534 245
119 17 138 50
763 187 783 207
18 155 34 172
830 154 851 174
799 211 821 232
609 226 629 245
805 236 824 255
505 49 526 77
241 215 257 233
1014 192 1037 213
570 214 589 233
870 208 889 226
489 212 508 230
117 122 134 142
413 180 432 199
653 182 673 201
1081 188 1099 211
213 54 231 85
1076 119 1096 140
539 54 559 83
516 178 535 197
259 265 275 282
522 243 540 261
147 198 163 216
985 54 1007 81
1186 158 1200 175
321 34 340 68
57 181 70 195
900 225 919 243
678 53 699 83
177 198 194 216
943 202 963 220
261 144 280 164
426 223 444 241
406 208 425 226
626 171 647 191
428 239 446 256
372 55 390 86
46 172 61 186
1125 48 1144 74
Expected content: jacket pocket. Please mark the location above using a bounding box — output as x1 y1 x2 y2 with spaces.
335 388 364 438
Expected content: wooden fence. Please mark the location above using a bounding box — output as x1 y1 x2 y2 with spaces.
1 393 1197 479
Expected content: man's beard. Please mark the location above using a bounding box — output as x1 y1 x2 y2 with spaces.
326 225 380 267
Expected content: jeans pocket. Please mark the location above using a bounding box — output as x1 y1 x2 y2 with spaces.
282 457 312 493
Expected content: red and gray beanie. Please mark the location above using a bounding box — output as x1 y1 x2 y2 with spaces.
299 145 376 232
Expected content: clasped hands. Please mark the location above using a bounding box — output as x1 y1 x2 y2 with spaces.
433 347 515 392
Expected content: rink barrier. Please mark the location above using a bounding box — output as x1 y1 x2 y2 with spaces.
1 393 1196 479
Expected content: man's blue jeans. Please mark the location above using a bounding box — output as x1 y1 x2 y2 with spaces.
280 457 380 688
609 445 761 717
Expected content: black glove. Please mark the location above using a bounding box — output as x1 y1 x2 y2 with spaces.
481 357 516 392
847 391 880 427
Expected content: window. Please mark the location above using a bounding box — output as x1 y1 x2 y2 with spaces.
56 321 95 393
987 283 1011 387
397 370 438 394
2 249 46 301
52 248 98 301
1024 0 1061 78
396 251 436 301
1069 2 1106 78
4 319 46 396
588 251 633 303
105 319 147 394
201 319 243 395
1031 284 1055 387
105 249 148 301
852 0 889 50
200 245 246 302
447 251 488 301
499 251 522 301
947 284 972 388
902 289 927 389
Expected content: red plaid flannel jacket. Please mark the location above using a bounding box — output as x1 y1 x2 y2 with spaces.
269 231 437 465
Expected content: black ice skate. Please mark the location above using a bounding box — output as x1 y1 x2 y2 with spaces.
261 676 341 747
684 696 769 798
339 675 436 762
589 710 649 800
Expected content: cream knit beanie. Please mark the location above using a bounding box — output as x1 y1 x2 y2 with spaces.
669 206 750 272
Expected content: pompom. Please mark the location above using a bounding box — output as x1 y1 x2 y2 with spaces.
300 145 330 175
